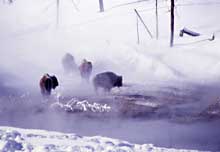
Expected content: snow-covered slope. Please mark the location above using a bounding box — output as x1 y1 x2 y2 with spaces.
0 126 202 152
1 0 220 152
1 0 220 85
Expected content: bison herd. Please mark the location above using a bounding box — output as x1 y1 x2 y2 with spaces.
40 53 123 96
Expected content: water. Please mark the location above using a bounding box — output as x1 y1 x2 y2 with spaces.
0 80 220 151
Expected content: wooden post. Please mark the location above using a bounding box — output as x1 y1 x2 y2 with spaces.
137 16 140 44
156 0 159 39
99 0 104 12
56 0 59 28
134 9 153 39
170 0 174 47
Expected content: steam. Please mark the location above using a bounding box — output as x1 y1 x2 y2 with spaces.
1 0 220 151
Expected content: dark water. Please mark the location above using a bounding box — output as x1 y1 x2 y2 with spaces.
1 77 220 151
1 108 220 151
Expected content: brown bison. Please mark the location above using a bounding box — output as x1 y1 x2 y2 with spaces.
79 59 93 81
39 74 59 96
62 53 78 74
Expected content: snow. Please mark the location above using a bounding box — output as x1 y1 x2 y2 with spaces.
50 98 111 113
0 0 220 151
0 126 202 152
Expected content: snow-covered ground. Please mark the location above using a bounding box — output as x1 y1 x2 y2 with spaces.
1 0 220 151
1 0 220 84
0 126 204 152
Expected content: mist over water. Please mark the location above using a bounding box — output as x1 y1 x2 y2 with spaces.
1 68 220 151
1 0 220 151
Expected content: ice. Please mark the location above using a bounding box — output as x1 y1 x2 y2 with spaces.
50 98 111 113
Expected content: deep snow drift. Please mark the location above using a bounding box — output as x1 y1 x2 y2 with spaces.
0 126 203 152
1 0 220 151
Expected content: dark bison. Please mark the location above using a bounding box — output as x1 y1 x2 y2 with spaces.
39 74 59 96
79 59 93 81
62 53 78 74
93 71 122 92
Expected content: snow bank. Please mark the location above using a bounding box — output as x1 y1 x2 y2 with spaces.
1 0 220 87
0 1 219 151
0 126 202 152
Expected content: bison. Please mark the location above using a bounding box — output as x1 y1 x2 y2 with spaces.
93 71 122 92
62 53 78 74
39 74 59 96
79 59 93 82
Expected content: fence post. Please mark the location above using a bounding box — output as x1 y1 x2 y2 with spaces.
170 0 174 47
137 16 140 44
56 0 59 28
99 0 104 12
156 0 159 39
